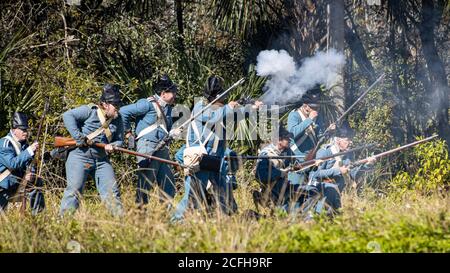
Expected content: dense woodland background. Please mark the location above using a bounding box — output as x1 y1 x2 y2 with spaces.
1 0 449 190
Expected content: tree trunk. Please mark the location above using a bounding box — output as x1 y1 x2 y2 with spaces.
344 8 376 83
328 0 345 116
175 0 184 51
419 0 450 146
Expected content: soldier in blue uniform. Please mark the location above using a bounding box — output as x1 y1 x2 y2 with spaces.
254 128 296 212
309 128 376 210
120 75 180 207
172 76 262 221
287 87 335 185
59 84 124 216
0 112 45 214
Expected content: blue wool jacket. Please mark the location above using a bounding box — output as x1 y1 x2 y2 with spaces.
186 100 234 157
287 109 325 158
0 132 34 190
309 144 373 191
120 95 173 144
63 104 123 158
255 144 293 184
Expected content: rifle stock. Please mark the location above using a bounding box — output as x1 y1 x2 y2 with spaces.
53 136 185 168
54 136 76 147
305 145 319 161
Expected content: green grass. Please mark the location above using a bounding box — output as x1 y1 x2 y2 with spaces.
0 167 448 253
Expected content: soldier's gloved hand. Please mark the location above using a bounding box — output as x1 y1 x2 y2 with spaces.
339 166 349 174
104 144 116 153
27 142 39 155
126 132 136 150
24 171 35 182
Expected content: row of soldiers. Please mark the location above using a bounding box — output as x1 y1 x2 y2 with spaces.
0 74 376 219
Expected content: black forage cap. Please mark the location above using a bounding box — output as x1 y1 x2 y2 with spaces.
301 84 322 107
278 125 293 140
12 112 29 130
203 75 224 101
153 74 178 95
336 123 355 139
100 84 122 107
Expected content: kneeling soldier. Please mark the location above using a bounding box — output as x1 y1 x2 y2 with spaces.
0 112 45 214
254 128 295 212
309 128 376 210
60 84 124 216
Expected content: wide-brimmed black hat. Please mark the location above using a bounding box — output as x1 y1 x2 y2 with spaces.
153 74 178 95
336 123 355 139
100 84 122 107
12 112 29 130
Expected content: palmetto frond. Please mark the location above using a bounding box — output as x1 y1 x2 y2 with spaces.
209 0 281 39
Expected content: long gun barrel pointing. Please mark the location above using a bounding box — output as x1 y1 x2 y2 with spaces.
349 135 438 168
305 73 385 161
224 144 374 161
292 143 376 171
18 98 50 214
175 77 245 132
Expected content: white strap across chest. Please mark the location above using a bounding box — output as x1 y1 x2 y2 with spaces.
186 115 216 150
4 135 21 155
136 97 168 140
86 108 113 142
0 135 22 183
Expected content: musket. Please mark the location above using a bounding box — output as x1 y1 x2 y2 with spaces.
153 77 246 151
304 73 385 161
292 143 376 171
18 98 50 214
53 136 187 168
224 144 375 161
348 135 438 168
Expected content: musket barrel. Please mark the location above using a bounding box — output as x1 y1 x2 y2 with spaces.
150 78 246 153
305 73 385 161
293 144 376 171
351 135 438 167
335 73 385 125
174 77 245 132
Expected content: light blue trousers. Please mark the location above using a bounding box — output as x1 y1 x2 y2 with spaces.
60 148 123 216
136 138 175 205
